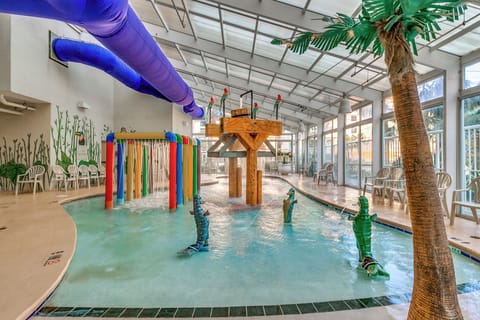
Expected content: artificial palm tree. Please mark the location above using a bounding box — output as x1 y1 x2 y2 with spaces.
272 1 467 319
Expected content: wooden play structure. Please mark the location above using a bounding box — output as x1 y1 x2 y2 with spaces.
205 91 282 206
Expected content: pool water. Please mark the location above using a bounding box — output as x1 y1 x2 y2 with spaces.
47 178 480 308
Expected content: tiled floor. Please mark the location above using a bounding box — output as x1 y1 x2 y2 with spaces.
1 174 480 319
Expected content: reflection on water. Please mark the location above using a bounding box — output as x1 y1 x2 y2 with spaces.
48 178 480 308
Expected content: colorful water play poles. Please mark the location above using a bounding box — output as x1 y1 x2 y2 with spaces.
104 132 201 210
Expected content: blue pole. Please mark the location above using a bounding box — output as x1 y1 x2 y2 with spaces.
116 142 125 205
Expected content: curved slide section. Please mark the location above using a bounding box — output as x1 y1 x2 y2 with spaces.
0 0 204 118
52 38 167 100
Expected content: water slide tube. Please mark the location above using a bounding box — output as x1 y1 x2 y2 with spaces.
0 0 204 118
52 38 167 100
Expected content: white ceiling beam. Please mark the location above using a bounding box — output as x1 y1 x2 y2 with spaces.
174 60 331 121
205 0 329 31
193 90 321 127
145 22 381 101
149 0 169 31
207 0 458 71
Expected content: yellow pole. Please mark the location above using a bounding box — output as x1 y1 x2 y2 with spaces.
126 140 134 201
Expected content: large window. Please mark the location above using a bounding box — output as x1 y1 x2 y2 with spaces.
307 125 317 170
322 118 337 166
344 104 373 188
464 61 480 89
382 76 445 171
462 96 480 183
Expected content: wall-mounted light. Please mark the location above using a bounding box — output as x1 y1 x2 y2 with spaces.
339 94 352 114
77 101 90 110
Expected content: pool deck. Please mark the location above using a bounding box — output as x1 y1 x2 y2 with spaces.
1 174 480 320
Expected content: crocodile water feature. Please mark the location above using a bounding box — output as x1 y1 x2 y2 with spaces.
349 195 389 278
180 194 210 256
283 187 298 223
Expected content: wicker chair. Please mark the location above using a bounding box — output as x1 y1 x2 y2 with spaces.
15 165 45 195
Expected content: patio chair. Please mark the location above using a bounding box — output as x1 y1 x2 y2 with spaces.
313 162 331 183
66 165 79 190
317 163 336 185
78 165 91 189
50 165 67 192
385 168 406 208
88 164 100 186
362 167 391 200
98 164 106 184
436 172 452 217
450 176 480 226
15 165 45 195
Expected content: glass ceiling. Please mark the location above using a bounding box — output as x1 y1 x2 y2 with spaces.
130 0 480 130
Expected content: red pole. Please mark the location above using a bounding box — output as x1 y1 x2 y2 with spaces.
166 132 177 211
105 133 115 209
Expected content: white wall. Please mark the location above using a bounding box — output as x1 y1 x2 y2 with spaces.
0 103 50 149
0 14 11 92
113 81 175 132
172 104 193 136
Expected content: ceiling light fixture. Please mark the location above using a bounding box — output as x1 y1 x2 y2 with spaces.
339 94 352 114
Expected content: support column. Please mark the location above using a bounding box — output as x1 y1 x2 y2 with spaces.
246 149 258 205
236 167 242 197
256 170 262 205
229 158 238 197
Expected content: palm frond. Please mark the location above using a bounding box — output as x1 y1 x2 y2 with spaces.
270 32 321 54
363 0 400 22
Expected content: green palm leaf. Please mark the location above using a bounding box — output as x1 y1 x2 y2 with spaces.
363 0 400 21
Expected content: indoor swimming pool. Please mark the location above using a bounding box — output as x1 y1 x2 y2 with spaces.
41 178 480 315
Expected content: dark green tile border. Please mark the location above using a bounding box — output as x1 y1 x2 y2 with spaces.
36 281 480 318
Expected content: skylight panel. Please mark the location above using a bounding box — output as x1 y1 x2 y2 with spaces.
276 0 308 9
255 34 288 60
308 0 361 17
439 27 480 56
222 10 256 30
271 78 297 92
224 25 254 52
192 15 222 44
228 64 249 80
250 71 274 86
283 49 321 69
189 1 219 19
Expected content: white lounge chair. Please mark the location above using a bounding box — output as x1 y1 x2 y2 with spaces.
50 165 67 192
15 165 45 195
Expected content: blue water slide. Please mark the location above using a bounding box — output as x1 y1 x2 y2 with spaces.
0 0 204 118
53 38 168 100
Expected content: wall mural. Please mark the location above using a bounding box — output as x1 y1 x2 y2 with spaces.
51 105 101 171
0 134 49 192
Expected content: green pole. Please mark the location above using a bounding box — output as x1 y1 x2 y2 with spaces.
142 144 148 197
193 142 198 196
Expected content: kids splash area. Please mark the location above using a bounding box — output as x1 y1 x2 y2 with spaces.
3 1 480 320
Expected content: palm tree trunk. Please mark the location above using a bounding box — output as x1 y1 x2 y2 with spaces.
380 24 463 320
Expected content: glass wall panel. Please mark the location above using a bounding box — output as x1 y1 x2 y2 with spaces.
459 96 480 220
345 127 359 187
344 104 373 188
464 61 480 89
417 76 443 103
322 119 337 167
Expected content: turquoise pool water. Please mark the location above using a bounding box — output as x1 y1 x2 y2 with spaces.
47 178 480 308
